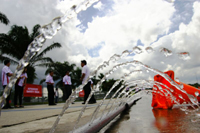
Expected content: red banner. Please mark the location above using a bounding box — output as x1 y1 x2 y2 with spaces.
23 84 42 97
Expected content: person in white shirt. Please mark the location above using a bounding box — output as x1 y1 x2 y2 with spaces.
1 60 13 109
63 71 73 103
45 70 56 105
80 60 96 104
14 67 28 108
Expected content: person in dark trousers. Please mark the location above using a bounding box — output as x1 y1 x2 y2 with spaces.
1 60 13 109
63 71 74 104
55 88 59 103
80 60 96 104
14 67 27 108
89 79 96 104
45 71 56 105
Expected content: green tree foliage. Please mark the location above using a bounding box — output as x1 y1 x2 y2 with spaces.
97 73 124 93
0 12 9 25
189 83 200 88
0 24 61 83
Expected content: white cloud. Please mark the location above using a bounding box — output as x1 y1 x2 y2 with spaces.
93 1 104 11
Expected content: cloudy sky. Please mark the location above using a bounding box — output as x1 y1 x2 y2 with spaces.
1 0 200 87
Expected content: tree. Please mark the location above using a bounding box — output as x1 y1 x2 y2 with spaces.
41 61 82 100
96 73 124 93
0 24 61 83
0 12 9 25
189 83 200 88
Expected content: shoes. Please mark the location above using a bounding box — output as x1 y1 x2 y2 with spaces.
49 103 57 106
88 101 96 104
71 102 75 104
2 106 8 109
82 102 85 104
7 106 14 109
14 105 19 108
19 105 24 108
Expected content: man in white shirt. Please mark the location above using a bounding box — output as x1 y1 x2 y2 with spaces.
63 71 73 101
45 70 56 105
1 60 13 109
14 67 28 108
80 60 96 104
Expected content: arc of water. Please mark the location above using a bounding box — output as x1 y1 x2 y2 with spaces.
102 79 145 115
89 69 143 124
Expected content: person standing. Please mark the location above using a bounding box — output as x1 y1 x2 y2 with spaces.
45 71 56 105
80 60 93 104
1 60 13 109
89 79 96 104
55 88 59 103
63 71 73 102
14 67 28 108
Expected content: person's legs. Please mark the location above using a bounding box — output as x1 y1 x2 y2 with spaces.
66 85 72 100
3 85 12 108
14 84 19 106
90 94 96 103
55 96 58 103
19 86 23 106
65 85 69 100
49 85 55 105
83 82 91 103
47 85 51 105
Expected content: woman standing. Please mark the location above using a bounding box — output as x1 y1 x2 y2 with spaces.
14 67 28 108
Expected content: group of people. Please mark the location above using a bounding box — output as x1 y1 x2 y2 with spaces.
45 60 96 105
1 60 27 109
1 59 96 109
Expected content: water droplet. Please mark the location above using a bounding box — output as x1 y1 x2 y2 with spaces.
175 78 179 82
195 91 199 97
179 94 183 99
51 17 62 31
40 24 54 39
103 61 109 66
121 50 130 57
145 46 154 53
132 60 142 66
146 69 149 73
66 7 77 19
132 46 142 54
177 52 190 60
191 118 197 122
179 84 184 89
160 47 172 57
109 54 120 62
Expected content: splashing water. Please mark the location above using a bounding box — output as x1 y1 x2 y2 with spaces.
145 46 154 53
177 52 191 60
160 47 173 57
132 46 143 54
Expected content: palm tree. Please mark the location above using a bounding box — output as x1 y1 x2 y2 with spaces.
41 61 82 100
0 12 9 25
0 24 61 83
